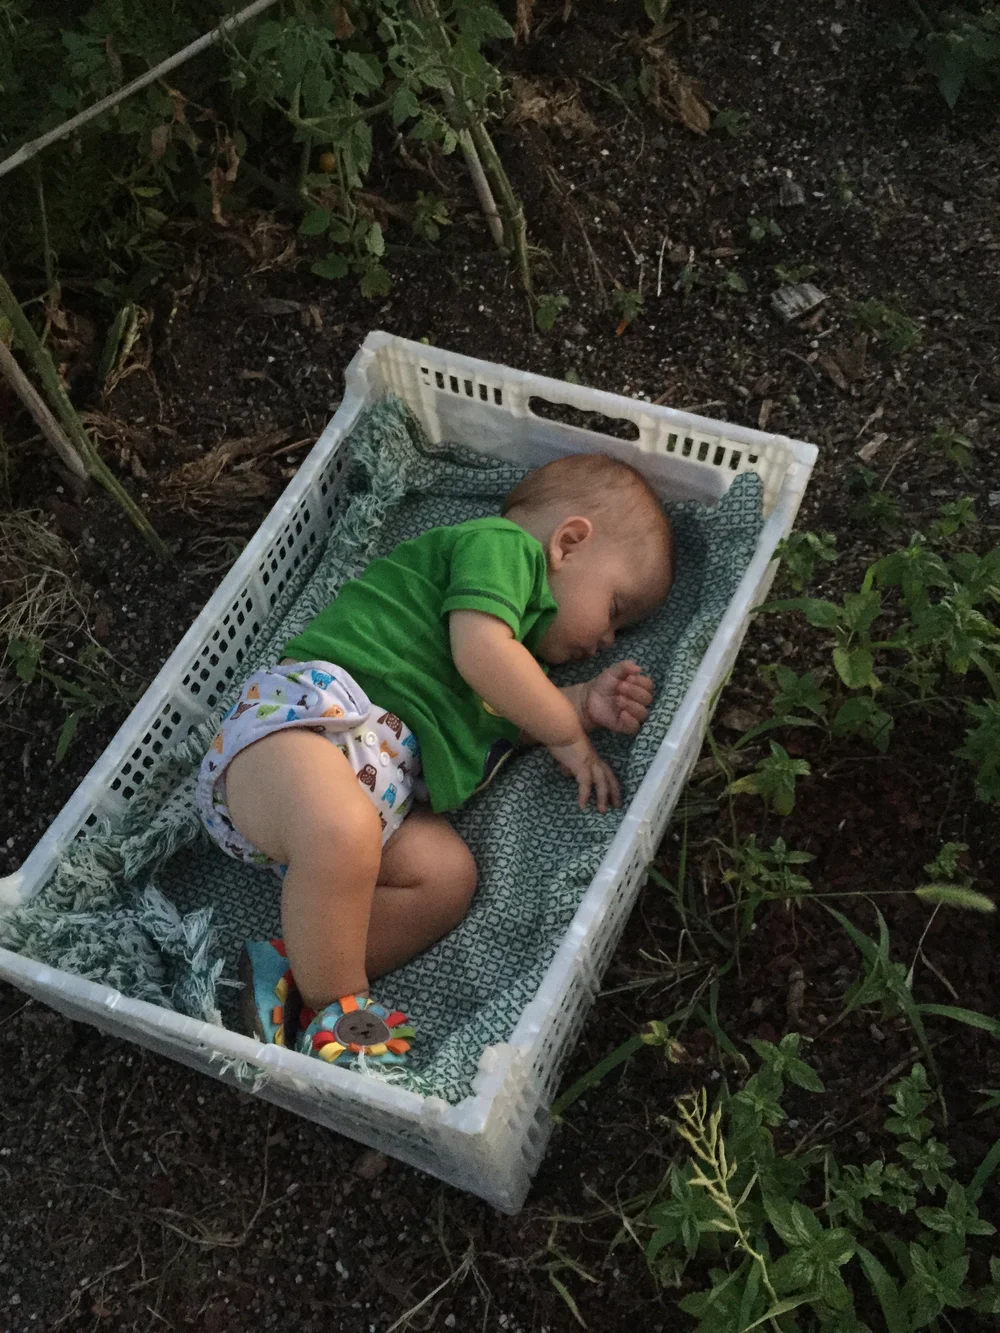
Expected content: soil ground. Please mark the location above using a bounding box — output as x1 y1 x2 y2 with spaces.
1 2 999 1330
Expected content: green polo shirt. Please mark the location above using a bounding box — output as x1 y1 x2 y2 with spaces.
283 517 558 812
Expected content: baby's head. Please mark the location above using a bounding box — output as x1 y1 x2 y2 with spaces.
502 453 674 665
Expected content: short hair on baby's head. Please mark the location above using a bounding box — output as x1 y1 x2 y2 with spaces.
502 452 673 567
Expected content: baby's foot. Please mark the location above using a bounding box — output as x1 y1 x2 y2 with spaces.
239 939 300 1046
297 994 414 1066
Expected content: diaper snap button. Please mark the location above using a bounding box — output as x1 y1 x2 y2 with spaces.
364 731 377 747
397 766 406 781
379 752 389 767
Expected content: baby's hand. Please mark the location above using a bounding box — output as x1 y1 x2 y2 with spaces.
581 661 654 735
547 733 622 813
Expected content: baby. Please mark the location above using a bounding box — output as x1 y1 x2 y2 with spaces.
196 451 674 1068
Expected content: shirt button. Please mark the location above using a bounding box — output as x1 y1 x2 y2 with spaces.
379 752 389 767
365 732 377 747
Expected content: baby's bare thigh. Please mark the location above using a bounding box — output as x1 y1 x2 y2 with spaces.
378 807 477 892
223 730 376 865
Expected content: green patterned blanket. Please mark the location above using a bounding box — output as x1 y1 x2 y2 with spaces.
0 397 762 1104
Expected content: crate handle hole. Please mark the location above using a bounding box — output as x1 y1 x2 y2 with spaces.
527 396 640 442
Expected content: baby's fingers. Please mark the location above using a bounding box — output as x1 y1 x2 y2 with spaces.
616 701 648 734
602 761 622 810
591 760 620 813
617 674 654 705
576 764 593 811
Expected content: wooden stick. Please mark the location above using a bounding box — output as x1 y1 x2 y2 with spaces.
457 130 505 249
0 341 88 482
0 0 284 180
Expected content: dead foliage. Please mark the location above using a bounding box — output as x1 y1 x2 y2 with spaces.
632 34 712 135
44 304 99 388
515 0 536 42
81 411 166 481
100 305 154 399
159 429 310 516
506 76 598 138
817 333 870 393
0 509 87 653
217 212 298 274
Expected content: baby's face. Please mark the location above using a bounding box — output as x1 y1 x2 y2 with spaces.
536 536 672 666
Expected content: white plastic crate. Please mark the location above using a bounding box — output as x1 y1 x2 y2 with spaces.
0 332 817 1211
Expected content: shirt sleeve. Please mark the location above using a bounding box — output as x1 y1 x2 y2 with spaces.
440 526 544 639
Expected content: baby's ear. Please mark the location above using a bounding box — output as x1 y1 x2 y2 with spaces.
550 515 594 565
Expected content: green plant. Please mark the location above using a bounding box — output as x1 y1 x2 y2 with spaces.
830 693 894 752
773 262 817 284
958 698 1000 802
726 742 811 816
775 530 838 592
612 286 644 326
642 1051 1000 1330
929 497 978 544
411 189 451 241
676 262 702 297
712 107 750 137
643 0 673 23
535 292 570 333
0 0 526 299
896 6 1000 107
760 533 1000 791
716 268 747 295
914 839 996 913
853 300 922 354
719 834 814 934
845 465 903 535
747 214 782 244
7 635 137 760
926 423 976 474
760 665 831 720
832 167 854 206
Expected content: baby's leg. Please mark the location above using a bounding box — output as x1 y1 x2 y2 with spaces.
224 729 381 1008
367 808 477 979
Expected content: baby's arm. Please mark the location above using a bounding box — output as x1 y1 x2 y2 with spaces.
449 610 621 812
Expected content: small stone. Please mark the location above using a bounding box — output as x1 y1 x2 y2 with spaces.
779 177 805 207
988 491 1000 509
445 1317 457 1328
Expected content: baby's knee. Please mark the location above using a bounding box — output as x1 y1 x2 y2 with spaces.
290 796 382 872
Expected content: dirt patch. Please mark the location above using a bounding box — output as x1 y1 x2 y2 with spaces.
2 1 999 1329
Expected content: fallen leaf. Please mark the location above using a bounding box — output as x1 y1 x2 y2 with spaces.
506 76 597 138
758 397 775 430
834 332 868 382
150 124 170 163
856 431 888 462
166 86 187 124
817 353 849 392
667 67 711 135
333 2 355 39
719 706 760 733
207 132 241 227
